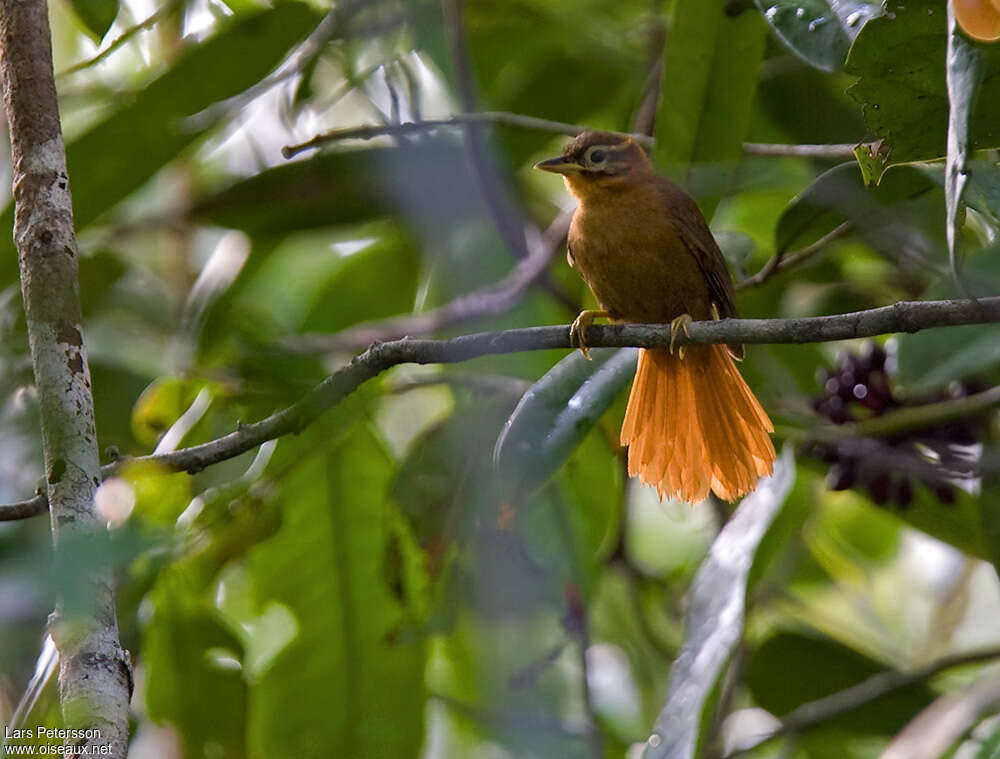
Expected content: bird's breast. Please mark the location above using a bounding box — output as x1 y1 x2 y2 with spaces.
568 196 714 323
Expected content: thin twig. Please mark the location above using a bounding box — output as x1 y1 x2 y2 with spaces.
3 296 998 521
284 210 572 353
57 0 183 78
722 646 1000 758
736 222 854 291
281 111 863 161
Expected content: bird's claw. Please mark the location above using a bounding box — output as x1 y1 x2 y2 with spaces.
570 310 609 361
669 314 693 359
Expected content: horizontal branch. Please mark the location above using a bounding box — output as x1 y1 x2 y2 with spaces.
3 296 997 521
281 111 862 161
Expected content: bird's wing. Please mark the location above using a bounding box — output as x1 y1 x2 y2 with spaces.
671 194 738 319
658 180 745 359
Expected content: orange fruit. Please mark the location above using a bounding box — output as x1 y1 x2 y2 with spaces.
953 0 1000 41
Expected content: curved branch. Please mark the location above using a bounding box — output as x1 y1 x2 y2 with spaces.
3 296 998 522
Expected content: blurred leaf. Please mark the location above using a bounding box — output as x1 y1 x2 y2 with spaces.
494 348 637 505
978 480 1000 585
78 250 128 316
846 0 1000 183
301 237 421 334
393 397 517 558
417 0 646 164
973 715 1000 759
144 568 248 758
70 0 119 41
774 162 936 253
644 449 796 759
754 0 881 72
0 2 321 285
880 669 1000 759
753 66 868 146
192 140 481 238
246 425 425 758
747 630 936 735
656 0 768 170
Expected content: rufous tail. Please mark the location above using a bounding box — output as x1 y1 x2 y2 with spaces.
620 346 775 503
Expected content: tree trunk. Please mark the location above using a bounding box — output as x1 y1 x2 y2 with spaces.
0 0 131 754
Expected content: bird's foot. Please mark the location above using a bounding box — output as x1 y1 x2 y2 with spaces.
669 314 693 359
570 310 610 360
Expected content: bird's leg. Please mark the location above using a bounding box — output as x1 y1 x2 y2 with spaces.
669 314 694 358
570 310 610 360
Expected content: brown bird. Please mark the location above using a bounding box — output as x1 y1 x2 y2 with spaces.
535 131 775 503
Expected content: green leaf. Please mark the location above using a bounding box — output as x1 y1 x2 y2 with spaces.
774 162 936 253
846 0 1000 183
644 449 796 759
144 569 248 758
0 3 322 285
494 348 637 504
748 630 936 734
191 140 482 237
655 0 768 168
70 0 119 41
393 396 519 554
246 425 426 758
755 0 881 72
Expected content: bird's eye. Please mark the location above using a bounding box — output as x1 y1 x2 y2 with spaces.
589 149 606 163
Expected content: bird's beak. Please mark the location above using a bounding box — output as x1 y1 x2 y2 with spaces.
533 155 583 174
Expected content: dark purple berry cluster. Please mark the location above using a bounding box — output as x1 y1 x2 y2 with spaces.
806 344 981 508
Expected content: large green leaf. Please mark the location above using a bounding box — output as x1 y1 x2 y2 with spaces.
755 0 881 72
246 425 425 758
144 569 248 758
846 0 1000 183
0 3 321 285
643 449 795 759
656 0 768 169
494 348 637 505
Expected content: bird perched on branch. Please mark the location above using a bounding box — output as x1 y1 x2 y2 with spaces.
535 131 775 503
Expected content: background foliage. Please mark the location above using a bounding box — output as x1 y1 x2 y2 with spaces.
1 0 1000 757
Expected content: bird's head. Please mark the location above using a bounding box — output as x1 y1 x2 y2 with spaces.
533 130 652 199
